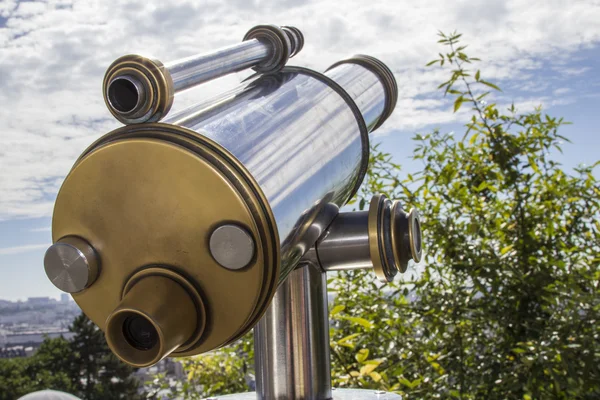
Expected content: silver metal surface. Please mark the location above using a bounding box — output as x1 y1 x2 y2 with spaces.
314 211 372 271
325 63 387 132
212 389 402 400
168 67 373 280
304 201 423 274
209 224 256 270
254 262 332 400
166 39 270 93
44 237 99 293
104 25 305 124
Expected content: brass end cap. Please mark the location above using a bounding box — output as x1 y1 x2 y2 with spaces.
53 126 280 360
244 25 291 73
103 54 174 124
368 194 423 282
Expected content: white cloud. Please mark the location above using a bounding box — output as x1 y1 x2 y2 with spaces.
0 0 599 219
0 243 49 255
29 226 51 232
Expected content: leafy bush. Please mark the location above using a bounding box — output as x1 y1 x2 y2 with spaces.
163 32 600 400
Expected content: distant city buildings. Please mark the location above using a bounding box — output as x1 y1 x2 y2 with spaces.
0 296 81 358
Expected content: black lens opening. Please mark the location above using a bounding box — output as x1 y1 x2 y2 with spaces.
414 218 422 254
122 315 158 351
108 78 139 113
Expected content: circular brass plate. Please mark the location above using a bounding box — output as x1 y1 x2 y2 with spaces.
76 124 280 353
54 138 274 354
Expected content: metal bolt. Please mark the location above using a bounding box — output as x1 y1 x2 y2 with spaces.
209 224 255 270
44 236 99 293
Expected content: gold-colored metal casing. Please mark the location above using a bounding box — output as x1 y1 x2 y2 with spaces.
368 194 392 282
105 270 201 367
52 124 280 360
103 55 174 124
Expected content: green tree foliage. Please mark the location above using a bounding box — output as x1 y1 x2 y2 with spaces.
0 314 143 400
147 334 253 399
156 32 600 399
330 32 600 399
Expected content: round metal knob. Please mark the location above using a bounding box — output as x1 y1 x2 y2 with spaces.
209 224 255 270
44 236 99 293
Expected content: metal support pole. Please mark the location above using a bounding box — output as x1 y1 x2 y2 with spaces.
254 262 332 400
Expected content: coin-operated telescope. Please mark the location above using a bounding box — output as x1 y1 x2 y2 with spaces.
44 24 422 400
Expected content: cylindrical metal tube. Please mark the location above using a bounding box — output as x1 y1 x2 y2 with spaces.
104 274 198 367
165 39 270 93
167 67 374 278
315 211 372 271
326 55 398 132
255 262 331 400
103 24 303 125
307 197 423 279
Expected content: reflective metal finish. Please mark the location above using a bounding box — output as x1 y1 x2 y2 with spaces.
255 262 331 400
314 211 372 271
214 389 402 400
325 63 387 132
103 25 305 125
168 68 370 280
166 39 270 93
44 236 99 293
209 224 256 270
304 199 423 275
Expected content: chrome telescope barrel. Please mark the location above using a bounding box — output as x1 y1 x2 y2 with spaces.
164 56 397 276
46 54 398 367
103 24 304 125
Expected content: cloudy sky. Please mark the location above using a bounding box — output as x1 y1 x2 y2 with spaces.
0 0 599 300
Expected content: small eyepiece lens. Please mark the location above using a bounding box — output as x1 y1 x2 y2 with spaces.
122 315 158 351
413 219 422 254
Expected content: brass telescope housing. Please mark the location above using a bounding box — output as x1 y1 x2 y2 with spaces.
44 24 420 368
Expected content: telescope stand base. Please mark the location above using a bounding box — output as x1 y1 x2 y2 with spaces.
210 389 402 400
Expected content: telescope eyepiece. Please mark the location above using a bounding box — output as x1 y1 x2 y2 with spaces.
104 269 205 367
107 76 142 114
122 314 158 351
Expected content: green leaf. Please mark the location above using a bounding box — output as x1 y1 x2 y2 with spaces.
399 377 422 389
355 349 369 363
337 333 360 344
369 371 382 382
479 79 502 91
342 316 375 329
453 96 465 113
528 157 541 174
469 132 480 145
360 364 378 375
500 245 514 255
475 70 480 81
330 304 345 316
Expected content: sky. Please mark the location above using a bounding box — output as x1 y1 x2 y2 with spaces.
0 0 599 301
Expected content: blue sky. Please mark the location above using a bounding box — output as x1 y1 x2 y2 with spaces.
0 0 599 300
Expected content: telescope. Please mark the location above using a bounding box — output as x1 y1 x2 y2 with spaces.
44 24 422 400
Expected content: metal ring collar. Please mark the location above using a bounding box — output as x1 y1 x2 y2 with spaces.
327 54 398 131
244 25 291 73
